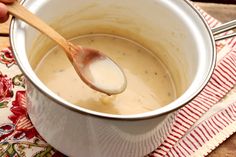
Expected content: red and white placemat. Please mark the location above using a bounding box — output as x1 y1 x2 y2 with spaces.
147 6 236 157
0 4 236 157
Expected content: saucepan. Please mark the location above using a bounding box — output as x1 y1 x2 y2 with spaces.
9 0 236 156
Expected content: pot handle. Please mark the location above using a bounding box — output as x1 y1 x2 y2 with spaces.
212 20 236 41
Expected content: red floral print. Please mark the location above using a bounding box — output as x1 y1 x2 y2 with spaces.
0 73 13 103
8 91 38 140
0 47 15 67
0 124 14 142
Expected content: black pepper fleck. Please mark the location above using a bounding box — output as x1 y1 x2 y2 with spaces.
58 69 64 72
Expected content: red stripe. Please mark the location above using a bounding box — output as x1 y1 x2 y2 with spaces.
208 80 226 95
183 140 193 155
211 76 228 93
211 117 223 130
156 147 169 156
202 122 214 137
226 52 236 63
160 141 172 149
229 108 236 120
205 121 217 136
169 149 175 157
176 113 193 127
228 106 236 119
214 116 227 128
231 39 236 47
204 85 222 99
211 72 228 89
193 129 205 144
228 38 236 47
195 97 212 109
179 141 191 156
167 136 178 144
171 128 184 138
197 94 215 105
218 112 230 126
222 110 234 123
175 120 189 131
173 124 187 133
190 100 208 112
208 118 221 133
198 125 211 143
215 68 234 87
215 114 229 127
228 34 236 44
200 90 219 102
220 63 236 81
209 20 219 28
232 106 236 115
188 101 205 114
158 145 171 156
165 153 171 157
152 150 165 157
182 107 200 120
185 104 202 117
224 57 236 72
188 132 202 148
176 112 192 126
187 134 199 149
194 97 212 109
173 146 185 157
218 62 236 80
213 70 232 89
221 57 236 77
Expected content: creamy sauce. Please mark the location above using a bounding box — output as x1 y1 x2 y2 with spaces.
35 34 176 115
84 57 126 95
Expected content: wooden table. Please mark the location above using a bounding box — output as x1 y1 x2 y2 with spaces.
0 2 235 157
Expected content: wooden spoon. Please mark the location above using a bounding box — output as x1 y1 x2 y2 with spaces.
7 2 127 95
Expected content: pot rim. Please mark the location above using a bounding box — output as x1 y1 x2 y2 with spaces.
9 0 216 120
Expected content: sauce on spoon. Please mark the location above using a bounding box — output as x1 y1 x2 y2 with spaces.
83 53 127 95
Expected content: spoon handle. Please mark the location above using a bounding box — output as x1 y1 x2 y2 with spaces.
7 2 71 55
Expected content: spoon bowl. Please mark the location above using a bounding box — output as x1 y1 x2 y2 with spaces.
68 44 127 95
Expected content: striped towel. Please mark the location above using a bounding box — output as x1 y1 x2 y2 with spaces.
148 5 236 157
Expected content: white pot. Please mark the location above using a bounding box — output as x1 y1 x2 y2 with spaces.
9 0 221 156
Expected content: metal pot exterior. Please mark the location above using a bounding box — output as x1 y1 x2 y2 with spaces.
27 79 169 156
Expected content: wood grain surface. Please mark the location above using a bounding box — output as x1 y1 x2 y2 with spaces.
0 2 235 157
0 37 9 48
192 0 236 4
0 19 10 36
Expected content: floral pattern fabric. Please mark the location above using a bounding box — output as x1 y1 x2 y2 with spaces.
0 47 65 157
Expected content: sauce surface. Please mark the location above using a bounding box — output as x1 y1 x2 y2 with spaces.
35 34 176 115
